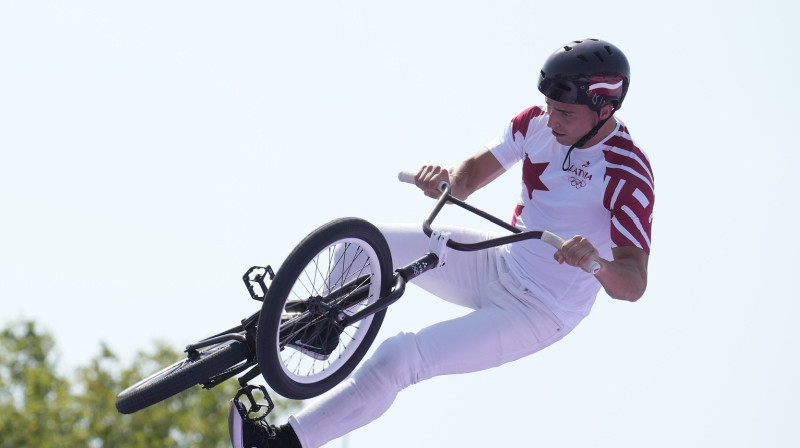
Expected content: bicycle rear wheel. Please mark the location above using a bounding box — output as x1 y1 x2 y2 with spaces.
257 218 393 400
115 339 249 414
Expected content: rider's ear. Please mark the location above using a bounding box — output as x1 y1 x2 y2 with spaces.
598 103 614 121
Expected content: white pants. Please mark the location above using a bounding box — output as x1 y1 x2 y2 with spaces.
289 223 577 448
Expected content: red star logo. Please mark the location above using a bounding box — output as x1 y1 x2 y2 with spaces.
522 155 549 199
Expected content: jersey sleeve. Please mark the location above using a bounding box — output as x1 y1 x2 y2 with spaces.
602 133 655 254
487 106 547 169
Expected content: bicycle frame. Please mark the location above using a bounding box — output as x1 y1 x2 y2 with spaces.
181 311 261 389
177 265 277 391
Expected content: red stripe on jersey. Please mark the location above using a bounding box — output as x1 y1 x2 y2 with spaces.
511 203 525 227
602 135 655 253
604 135 654 181
511 106 546 140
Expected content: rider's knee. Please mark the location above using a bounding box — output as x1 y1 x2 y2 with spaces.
362 331 424 388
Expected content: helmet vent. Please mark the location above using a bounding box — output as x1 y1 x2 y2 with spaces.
593 51 605 62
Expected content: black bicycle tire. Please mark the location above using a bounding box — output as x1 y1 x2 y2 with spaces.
115 339 250 414
257 217 393 400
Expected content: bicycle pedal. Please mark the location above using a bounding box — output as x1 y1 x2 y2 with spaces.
234 384 275 421
242 265 275 301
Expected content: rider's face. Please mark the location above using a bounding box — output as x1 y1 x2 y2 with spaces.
545 99 602 146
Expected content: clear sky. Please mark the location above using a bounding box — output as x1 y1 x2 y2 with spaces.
1 1 798 447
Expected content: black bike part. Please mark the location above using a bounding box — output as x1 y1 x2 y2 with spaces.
257 217 393 400
115 339 250 414
243 265 275 301
422 188 549 251
234 384 275 422
340 251 439 327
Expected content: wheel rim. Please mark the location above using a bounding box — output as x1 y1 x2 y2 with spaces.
275 237 383 384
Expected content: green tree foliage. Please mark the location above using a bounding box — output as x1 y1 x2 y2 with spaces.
0 320 300 448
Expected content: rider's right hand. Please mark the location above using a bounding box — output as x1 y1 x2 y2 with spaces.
414 165 451 199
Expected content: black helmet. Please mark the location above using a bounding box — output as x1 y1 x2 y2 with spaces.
538 39 630 111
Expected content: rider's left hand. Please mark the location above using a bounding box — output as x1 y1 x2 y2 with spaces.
554 235 600 272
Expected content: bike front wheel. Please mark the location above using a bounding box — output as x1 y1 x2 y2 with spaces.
257 218 393 400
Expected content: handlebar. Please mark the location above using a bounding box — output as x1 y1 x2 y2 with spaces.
398 171 601 275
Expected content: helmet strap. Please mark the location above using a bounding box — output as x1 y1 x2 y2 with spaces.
561 113 614 171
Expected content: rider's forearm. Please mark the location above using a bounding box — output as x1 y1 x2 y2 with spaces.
593 256 648 302
448 149 505 200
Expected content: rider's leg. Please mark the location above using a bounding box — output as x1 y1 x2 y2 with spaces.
287 229 575 447
374 222 503 309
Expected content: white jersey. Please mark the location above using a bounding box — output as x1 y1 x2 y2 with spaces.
488 106 655 322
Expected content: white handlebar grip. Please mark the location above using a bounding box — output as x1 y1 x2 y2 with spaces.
541 231 601 275
540 230 565 250
397 171 449 192
398 171 416 184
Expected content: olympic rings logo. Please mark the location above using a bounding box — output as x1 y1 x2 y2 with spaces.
569 176 586 189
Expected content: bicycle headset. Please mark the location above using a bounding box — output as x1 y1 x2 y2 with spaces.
537 38 631 171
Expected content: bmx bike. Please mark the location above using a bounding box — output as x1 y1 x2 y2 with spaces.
115 172 598 416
